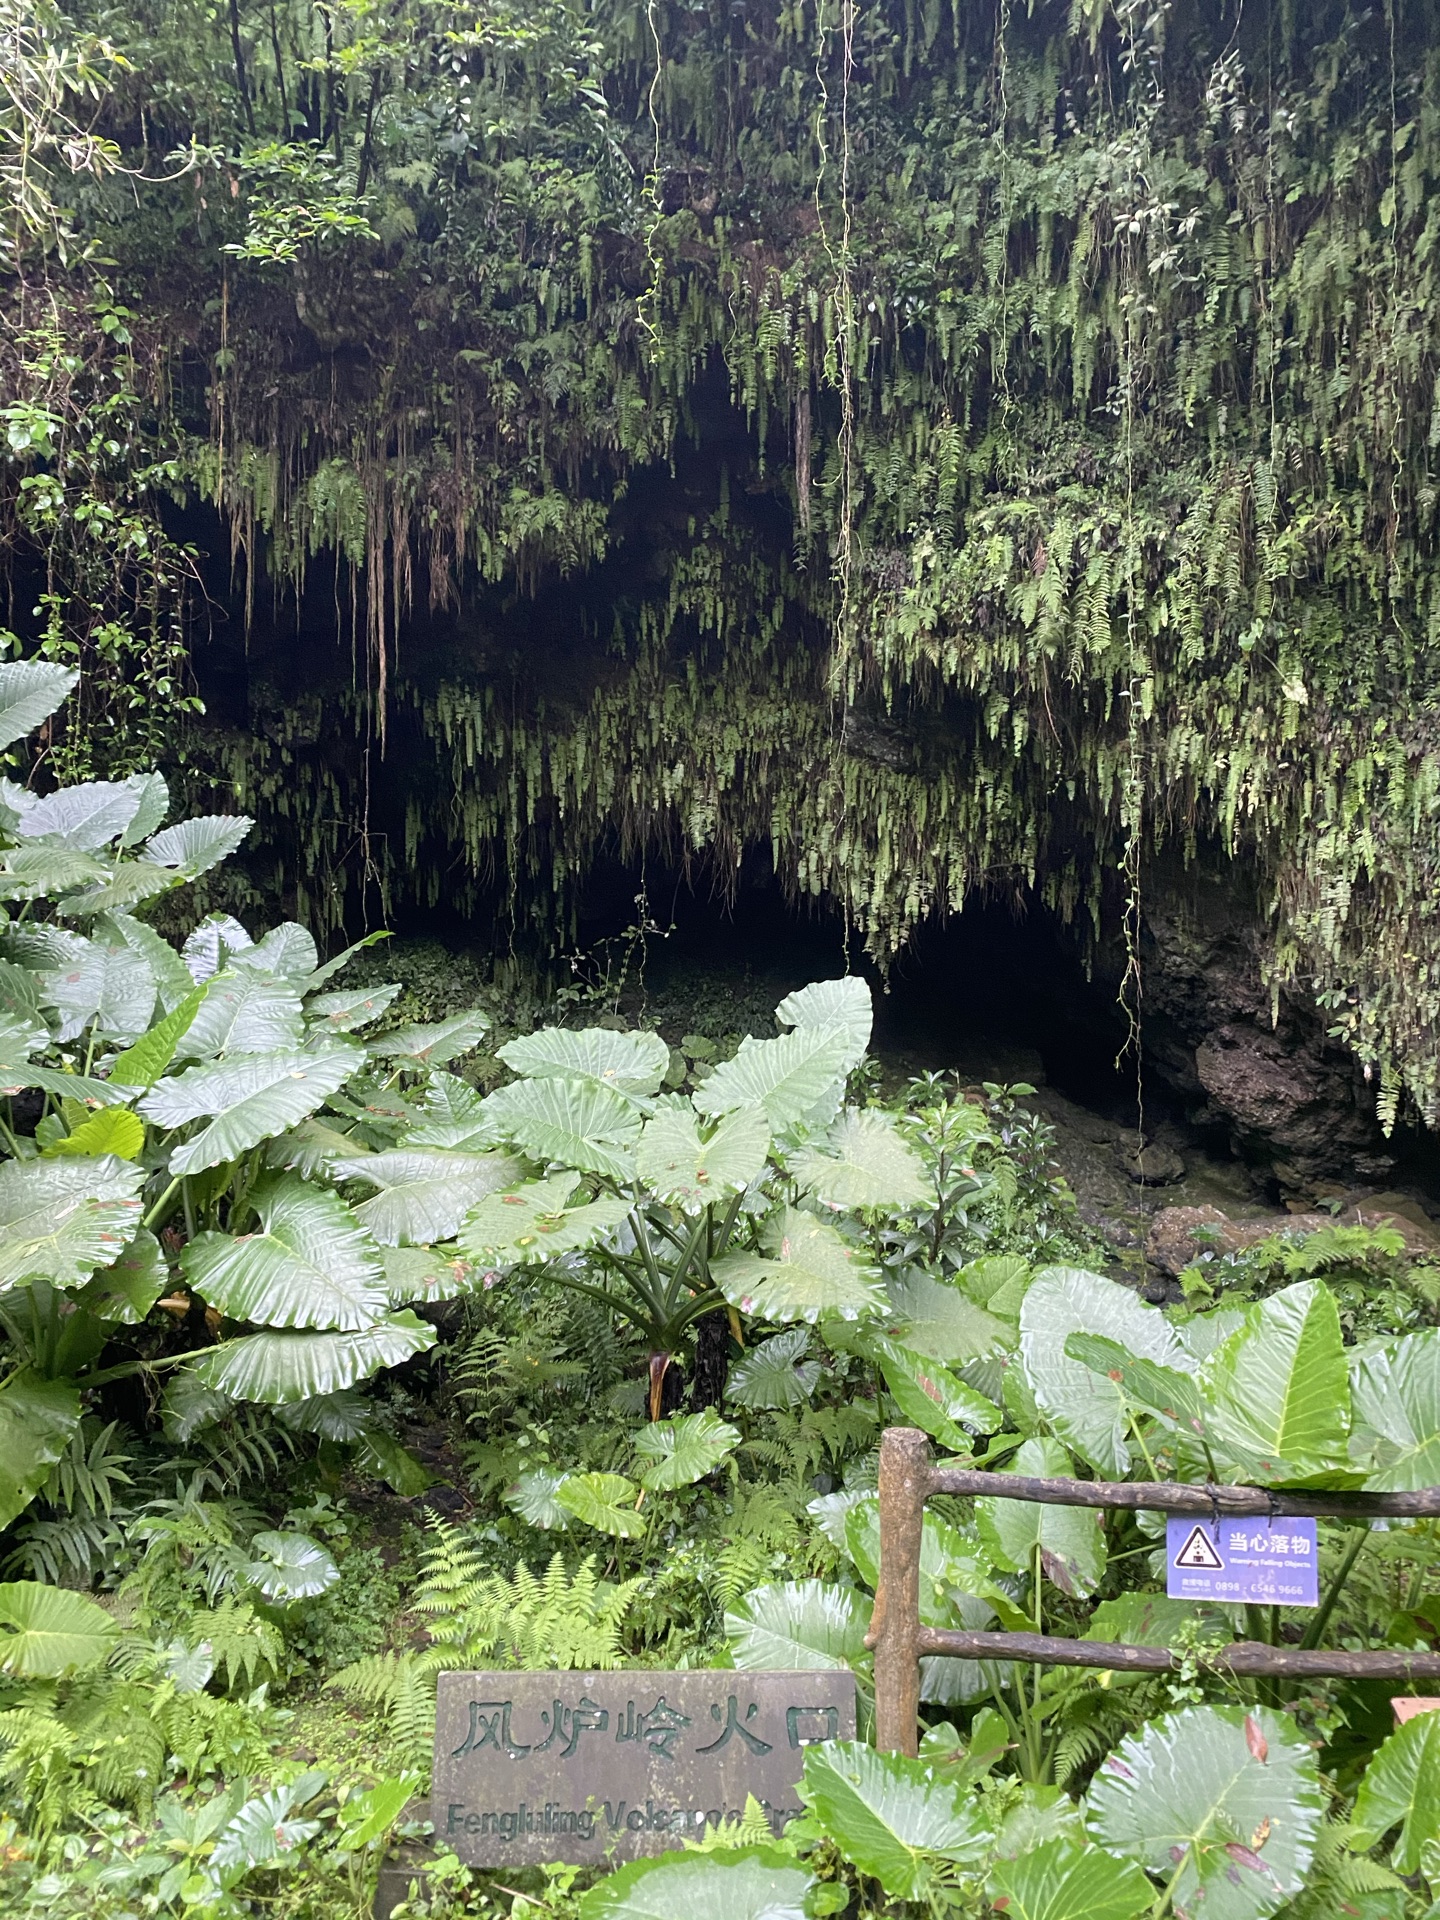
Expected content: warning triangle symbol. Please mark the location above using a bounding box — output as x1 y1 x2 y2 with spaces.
1174 1524 1225 1571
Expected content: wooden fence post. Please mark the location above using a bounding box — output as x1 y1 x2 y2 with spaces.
871 1424 929 1757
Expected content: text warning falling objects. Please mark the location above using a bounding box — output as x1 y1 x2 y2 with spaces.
1165 1515 1319 1606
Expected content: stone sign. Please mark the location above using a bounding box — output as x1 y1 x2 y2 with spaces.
432 1669 857 1866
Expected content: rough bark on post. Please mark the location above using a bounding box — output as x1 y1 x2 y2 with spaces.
870 1425 929 1757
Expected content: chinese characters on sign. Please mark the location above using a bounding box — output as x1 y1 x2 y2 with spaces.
432 1670 857 1866
1165 1517 1319 1606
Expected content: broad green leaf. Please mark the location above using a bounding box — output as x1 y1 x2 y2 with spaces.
579 1848 814 1920
799 1743 988 1899
139 1042 363 1176
41 935 156 1041
306 982 402 1031
237 922 319 978
1200 1280 1353 1484
99 911 196 1012
867 1331 1002 1446
401 1071 497 1148
274 1389 373 1441
0 844 110 900
1349 1329 1440 1491
107 986 204 1087
506 1467 573 1530
727 1328 822 1409
118 771 169 846
186 1310 436 1403
182 1175 388 1331
1065 1331 1208 1442
179 970 304 1058
1086 1705 1323 1920
182 912 253 982
714 1207 885 1324
55 861 179 918
17 775 159 851
1085 1593 1230 1653
297 929 391 992
635 1410 741 1489
693 1027 852 1132
265 1117 361 1179
775 976 872 1067
332 1146 525 1246
989 1838 1153 1920
884 1268 1010 1364
368 1010 490 1068
245 1530 340 1602
460 1174 631 1266
211 1780 323 1869
0 956 40 1020
0 1155 143 1289
793 1108 929 1211
381 1244 473 1306
1351 1709 1440 1872
160 1368 233 1442
75 1227 168 1324
554 1470 646 1538
0 1371 81 1528
725 1580 870 1670
480 1072 641 1179
635 1104 770 1210
1019 1267 1187 1477
976 1437 1108 1597
0 661 76 749
142 814 254 878
335 1773 425 1853
498 1025 670 1097
43 1106 145 1160
843 1502 1014 1649
0 1578 117 1677
354 1428 433 1496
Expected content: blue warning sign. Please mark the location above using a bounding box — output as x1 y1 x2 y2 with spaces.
1165 1516 1319 1606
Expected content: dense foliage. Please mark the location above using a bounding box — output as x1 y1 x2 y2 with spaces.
4 0 1440 1122
0 667 1438 1915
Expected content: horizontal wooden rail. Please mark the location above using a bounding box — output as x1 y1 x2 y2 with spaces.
871 1427 1440 1757
926 1466 1440 1520
916 1628 1440 1682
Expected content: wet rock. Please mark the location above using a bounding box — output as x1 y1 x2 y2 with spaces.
1146 1204 1231 1274
1117 1137 1186 1185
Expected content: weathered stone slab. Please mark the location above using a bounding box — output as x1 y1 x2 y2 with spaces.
432 1669 856 1866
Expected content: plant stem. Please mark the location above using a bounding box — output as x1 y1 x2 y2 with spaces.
142 1174 181 1231
1299 1524 1367 1651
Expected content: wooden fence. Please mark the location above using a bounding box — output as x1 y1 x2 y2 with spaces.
866 1426 1440 1757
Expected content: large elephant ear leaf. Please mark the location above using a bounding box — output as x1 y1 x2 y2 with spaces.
0 1578 118 1677
988 1838 1153 1920
74 1226 167 1324
458 1175 630 1267
182 1175 388 1331
1200 1280 1353 1485
635 1104 769 1210
139 1041 363 1175
578 1848 815 1920
714 1207 886 1325
1350 1707 1440 1873
17 775 159 852
184 1310 436 1403
0 1371 81 1530
793 1107 929 1212
725 1579 870 1671
553 1470 646 1538
0 1155 144 1290
367 1010 490 1069
774 976 872 1070
0 661 77 750
727 1328 822 1410
1348 1328 1440 1491
1019 1267 1187 1477
478 1073 641 1180
1086 1704 1323 1920
141 814 254 880
330 1146 525 1246
497 1025 670 1098
178 970 304 1059
635 1410 740 1490
799 1743 989 1901
975 1436 1107 1598
865 1331 1003 1447
692 1027 852 1133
